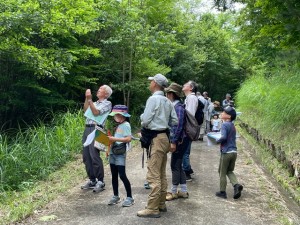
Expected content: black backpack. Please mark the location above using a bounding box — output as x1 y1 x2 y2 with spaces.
195 99 204 125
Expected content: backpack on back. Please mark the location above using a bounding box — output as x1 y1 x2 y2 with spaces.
184 109 200 141
195 99 204 125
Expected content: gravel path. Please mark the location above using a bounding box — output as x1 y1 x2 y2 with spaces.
23 136 300 225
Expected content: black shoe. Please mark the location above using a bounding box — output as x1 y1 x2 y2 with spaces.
186 174 192 182
159 207 167 212
233 184 243 199
198 137 203 141
189 169 194 175
216 191 227 199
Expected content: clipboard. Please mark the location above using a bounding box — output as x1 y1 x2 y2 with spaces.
94 129 110 146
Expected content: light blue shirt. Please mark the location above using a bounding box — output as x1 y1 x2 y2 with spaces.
114 122 131 144
86 99 112 125
141 91 178 130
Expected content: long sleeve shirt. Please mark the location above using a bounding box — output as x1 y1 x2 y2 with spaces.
184 93 198 116
216 121 237 153
170 100 185 144
141 91 178 130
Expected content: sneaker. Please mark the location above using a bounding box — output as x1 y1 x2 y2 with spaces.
144 181 150 189
166 192 178 201
233 184 243 199
108 195 121 205
177 191 189 198
93 181 105 193
186 174 192 182
189 169 194 175
81 180 96 189
122 197 135 207
215 191 227 199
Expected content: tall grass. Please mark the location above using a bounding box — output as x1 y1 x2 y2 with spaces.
0 110 84 192
236 65 300 154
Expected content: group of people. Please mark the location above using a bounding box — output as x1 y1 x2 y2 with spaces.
80 74 243 218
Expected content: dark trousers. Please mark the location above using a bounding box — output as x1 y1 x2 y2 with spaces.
182 136 192 174
110 164 132 198
171 138 189 185
82 126 104 182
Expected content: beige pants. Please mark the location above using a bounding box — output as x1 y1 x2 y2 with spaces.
146 133 170 211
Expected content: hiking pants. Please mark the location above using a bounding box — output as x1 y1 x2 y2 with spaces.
146 133 170 211
218 152 238 191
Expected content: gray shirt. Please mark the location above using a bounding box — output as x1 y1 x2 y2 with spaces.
141 91 178 131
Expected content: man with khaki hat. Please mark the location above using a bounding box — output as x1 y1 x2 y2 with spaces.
137 74 178 218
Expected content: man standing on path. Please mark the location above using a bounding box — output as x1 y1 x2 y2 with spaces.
182 81 198 181
137 74 178 218
203 92 212 133
222 93 232 108
81 85 112 193
197 91 208 141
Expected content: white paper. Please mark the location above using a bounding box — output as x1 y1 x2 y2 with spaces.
83 129 96 147
206 132 221 146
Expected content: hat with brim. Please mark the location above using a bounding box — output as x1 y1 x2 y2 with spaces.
213 101 220 106
165 83 184 98
109 105 131 117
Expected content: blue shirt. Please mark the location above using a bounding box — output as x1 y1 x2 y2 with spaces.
140 91 178 131
216 121 237 153
109 121 131 155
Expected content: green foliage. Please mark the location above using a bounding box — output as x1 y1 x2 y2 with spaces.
0 110 84 191
167 12 246 101
236 64 300 156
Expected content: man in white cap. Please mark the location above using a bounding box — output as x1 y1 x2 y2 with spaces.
137 74 178 218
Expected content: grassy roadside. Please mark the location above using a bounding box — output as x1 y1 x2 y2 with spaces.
237 125 300 207
0 155 86 225
0 140 140 225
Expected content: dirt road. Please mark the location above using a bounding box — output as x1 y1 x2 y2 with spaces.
23 136 300 225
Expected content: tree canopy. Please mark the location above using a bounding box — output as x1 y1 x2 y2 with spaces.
1 0 299 129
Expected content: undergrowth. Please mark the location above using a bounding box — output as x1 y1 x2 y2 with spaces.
236 65 300 159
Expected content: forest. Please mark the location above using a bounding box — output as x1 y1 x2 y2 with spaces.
0 0 299 222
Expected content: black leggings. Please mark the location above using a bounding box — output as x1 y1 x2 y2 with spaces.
110 164 132 198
